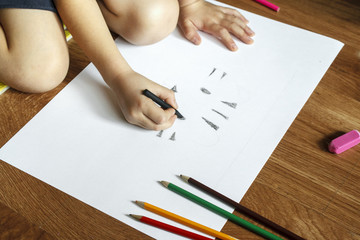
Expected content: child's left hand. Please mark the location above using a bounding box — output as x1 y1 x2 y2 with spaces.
178 0 255 51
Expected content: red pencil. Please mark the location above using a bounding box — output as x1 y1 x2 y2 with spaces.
130 214 213 240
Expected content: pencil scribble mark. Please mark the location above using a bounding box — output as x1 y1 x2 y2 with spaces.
202 117 219 131
222 101 237 109
171 85 177 92
157 130 163 138
209 68 216 76
220 72 227 79
200 87 211 95
212 109 229 120
169 132 176 141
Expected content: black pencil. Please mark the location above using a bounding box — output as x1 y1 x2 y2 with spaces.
180 175 305 240
143 89 185 120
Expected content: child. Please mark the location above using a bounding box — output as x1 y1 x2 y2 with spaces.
0 0 254 130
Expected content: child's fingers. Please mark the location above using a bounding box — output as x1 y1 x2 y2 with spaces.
121 98 176 130
224 15 255 37
220 6 249 24
127 109 176 131
136 84 178 130
223 20 254 45
135 116 174 131
178 19 202 45
142 106 177 130
150 85 178 109
202 17 254 49
158 89 178 109
201 24 236 51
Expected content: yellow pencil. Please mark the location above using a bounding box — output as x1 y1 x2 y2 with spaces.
135 201 239 240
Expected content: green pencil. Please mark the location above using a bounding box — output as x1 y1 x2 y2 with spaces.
161 181 283 240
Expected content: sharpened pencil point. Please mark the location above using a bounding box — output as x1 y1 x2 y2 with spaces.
180 175 190 182
135 201 145 208
161 181 169 187
129 214 142 220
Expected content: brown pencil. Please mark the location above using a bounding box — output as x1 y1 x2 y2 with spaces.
180 175 305 240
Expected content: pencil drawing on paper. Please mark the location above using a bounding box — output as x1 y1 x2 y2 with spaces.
209 67 216 76
207 67 227 80
200 67 236 130
201 87 211 95
154 67 238 137
157 130 164 138
212 109 229 119
170 132 176 141
221 101 237 109
202 117 219 131
156 130 176 141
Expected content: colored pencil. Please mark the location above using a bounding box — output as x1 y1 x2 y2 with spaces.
161 181 283 240
135 201 239 240
254 0 280 12
130 214 213 240
180 175 305 240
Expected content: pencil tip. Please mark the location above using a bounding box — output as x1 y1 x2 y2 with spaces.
180 175 190 182
135 201 145 208
129 214 142 220
161 181 169 187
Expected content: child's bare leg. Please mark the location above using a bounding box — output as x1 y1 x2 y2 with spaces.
97 0 179 45
0 9 69 93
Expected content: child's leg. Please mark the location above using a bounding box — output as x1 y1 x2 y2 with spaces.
0 8 69 93
97 0 179 45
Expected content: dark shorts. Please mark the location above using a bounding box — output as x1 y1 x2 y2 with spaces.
0 0 57 12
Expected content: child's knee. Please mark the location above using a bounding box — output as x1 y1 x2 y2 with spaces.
3 48 69 93
121 0 180 45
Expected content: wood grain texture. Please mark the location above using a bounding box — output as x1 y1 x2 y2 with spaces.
0 0 359 239
0 201 54 240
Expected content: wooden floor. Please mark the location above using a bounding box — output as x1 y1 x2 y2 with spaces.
1 0 359 239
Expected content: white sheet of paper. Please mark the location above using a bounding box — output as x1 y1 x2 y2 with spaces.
0 1 343 239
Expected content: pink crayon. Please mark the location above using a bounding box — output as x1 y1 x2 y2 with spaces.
254 0 280 12
329 130 360 154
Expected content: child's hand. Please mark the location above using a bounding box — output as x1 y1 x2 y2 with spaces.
178 0 255 51
109 70 178 130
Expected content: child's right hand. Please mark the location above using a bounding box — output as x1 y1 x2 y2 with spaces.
108 69 178 130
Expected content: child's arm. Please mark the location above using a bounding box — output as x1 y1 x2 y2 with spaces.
178 0 255 51
54 0 177 130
